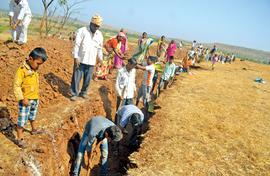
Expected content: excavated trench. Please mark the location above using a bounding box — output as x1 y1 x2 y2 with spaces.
0 39 185 176
0 81 147 176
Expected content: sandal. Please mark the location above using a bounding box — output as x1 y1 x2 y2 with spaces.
31 129 45 135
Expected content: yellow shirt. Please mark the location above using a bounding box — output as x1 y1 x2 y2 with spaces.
13 61 39 101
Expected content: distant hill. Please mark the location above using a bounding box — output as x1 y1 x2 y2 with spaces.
204 43 270 64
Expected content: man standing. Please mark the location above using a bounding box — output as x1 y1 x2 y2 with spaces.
73 116 123 176
157 56 176 96
115 58 137 110
136 56 156 109
9 0 32 45
71 15 103 101
116 105 144 147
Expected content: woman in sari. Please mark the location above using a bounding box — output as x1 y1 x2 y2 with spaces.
132 32 154 64
114 28 128 69
166 40 177 62
94 32 125 80
156 35 167 62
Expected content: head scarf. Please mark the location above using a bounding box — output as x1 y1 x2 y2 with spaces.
117 32 126 37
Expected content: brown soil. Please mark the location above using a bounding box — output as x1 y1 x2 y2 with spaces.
0 37 186 176
1 36 268 176
0 38 120 176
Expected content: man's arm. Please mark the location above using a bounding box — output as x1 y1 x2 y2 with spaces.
9 1 14 27
132 69 137 93
97 34 103 64
136 64 146 71
13 3 26 29
73 29 84 67
115 70 123 98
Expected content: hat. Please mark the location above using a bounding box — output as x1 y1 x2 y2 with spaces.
117 32 126 37
91 14 103 26
106 126 123 142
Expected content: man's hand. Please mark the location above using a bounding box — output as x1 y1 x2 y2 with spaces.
22 98 29 106
12 20 21 30
98 59 103 67
11 24 17 30
74 58 80 69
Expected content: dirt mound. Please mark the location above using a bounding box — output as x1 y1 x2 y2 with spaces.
0 38 74 120
0 36 198 176
0 38 119 175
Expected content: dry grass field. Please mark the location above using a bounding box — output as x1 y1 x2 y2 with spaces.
128 61 270 176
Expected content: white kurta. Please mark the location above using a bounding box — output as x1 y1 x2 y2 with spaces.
115 67 136 99
73 26 103 66
9 0 32 44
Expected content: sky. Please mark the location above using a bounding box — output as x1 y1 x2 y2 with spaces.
1 0 270 51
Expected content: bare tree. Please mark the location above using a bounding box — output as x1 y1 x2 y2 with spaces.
56 0 90 34
40 0 90 36
40 0 56 36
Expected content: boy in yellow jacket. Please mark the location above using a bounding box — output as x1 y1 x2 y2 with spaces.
13 47 48 148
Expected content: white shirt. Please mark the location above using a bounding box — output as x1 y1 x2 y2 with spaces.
115 67 136 99
9 0 32 21
142 62 155 87
73 26 103 66
188 50 196 58
117 105 144 128
192 42 196 48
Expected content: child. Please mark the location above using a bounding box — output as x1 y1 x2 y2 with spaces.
135 56 156 109
211 54 218 70
13 47 48 148
182 57 192 73
157 56 176 96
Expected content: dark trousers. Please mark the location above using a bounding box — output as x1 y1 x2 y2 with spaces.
158 78 169 93
116 97 133 111
70 63 94 96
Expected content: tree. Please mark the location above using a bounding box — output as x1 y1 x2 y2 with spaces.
56 0 90 34
40 0 90 36
40 0 57 36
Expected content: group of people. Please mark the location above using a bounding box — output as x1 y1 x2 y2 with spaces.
184 42 236 71
8 1 230 175
11 10 182 174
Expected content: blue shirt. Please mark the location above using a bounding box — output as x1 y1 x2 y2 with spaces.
84 116 115 144
116 105 144 127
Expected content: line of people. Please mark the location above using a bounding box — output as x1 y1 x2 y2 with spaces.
11 12 182 175
10 4 233 174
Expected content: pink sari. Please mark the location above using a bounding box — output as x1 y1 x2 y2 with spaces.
166 43 177 62
114 36 128 69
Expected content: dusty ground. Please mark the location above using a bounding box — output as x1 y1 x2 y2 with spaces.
0 36 169 176
0 37 120 176
128 61 270 175
0 35 269 176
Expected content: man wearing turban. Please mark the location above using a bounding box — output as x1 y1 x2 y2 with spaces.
70 15 104 101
